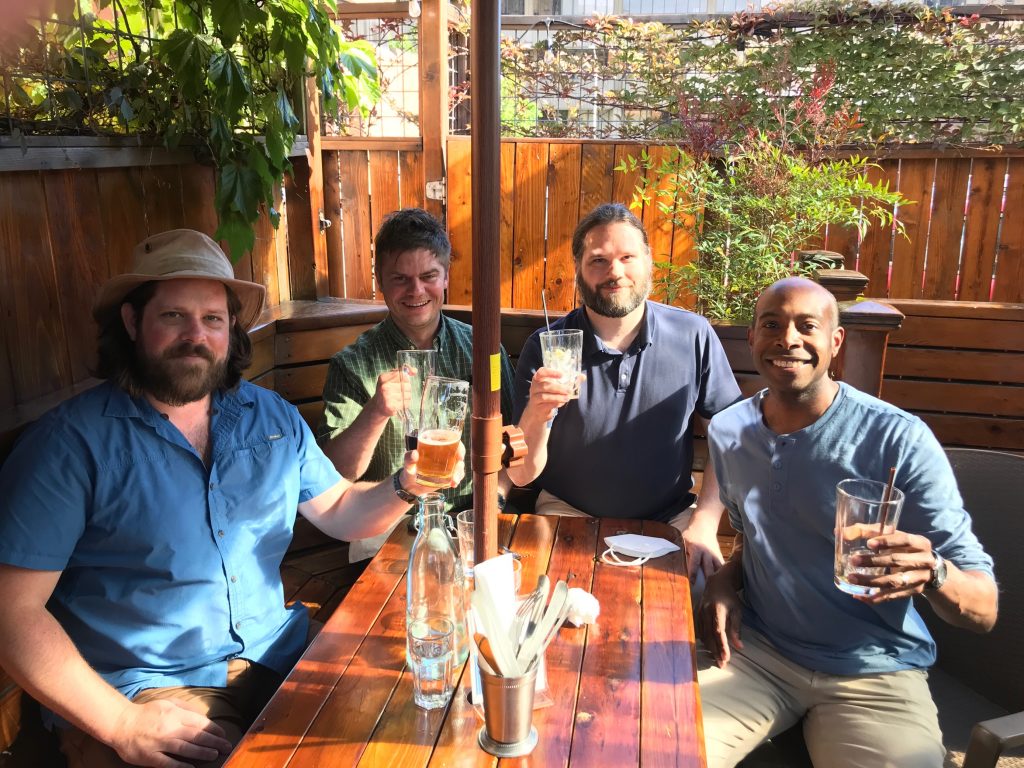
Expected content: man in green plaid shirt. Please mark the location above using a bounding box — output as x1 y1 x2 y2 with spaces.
318 209 515 560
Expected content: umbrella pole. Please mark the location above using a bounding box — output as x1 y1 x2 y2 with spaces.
470 0 502 565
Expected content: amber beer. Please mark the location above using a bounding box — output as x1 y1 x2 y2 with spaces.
417 376 469 488
415 428 461 487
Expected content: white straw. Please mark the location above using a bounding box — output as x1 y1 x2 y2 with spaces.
541 289 551 332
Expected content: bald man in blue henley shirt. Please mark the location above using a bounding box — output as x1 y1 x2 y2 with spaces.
697 277 997 768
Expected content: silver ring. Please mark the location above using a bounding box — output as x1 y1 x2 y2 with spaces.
899 571 909 587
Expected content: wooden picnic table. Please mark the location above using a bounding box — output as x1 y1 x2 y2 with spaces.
225 513 707 768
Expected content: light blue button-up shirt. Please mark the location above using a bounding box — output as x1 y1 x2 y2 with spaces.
0 380 340 701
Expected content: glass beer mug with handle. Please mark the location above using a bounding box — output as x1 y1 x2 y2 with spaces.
407 493 469 666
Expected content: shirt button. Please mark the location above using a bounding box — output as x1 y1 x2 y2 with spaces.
235 622 242 629
773 482 782 491
218 530 225 538
209 482 216 490
773 461 782 469
230 575 238 583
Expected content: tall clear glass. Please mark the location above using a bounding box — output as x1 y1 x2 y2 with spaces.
407 493 468 665
416 376 469 488
397 349 436 451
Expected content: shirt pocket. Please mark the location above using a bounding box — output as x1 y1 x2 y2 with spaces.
217 434 299 551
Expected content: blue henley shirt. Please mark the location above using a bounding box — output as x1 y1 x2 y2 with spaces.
708 383 994 675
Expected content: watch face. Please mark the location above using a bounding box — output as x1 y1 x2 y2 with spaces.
930 554 948 589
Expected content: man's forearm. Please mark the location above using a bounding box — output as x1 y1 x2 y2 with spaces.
321 404 391 480
0 604 131 746
924 565 998 633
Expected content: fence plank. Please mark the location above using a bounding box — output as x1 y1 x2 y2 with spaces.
959 157 1005 301
275 363 329 402
889 159 935 299
643 145 678 302
612 145 642 208
43 169 110 383
511 141 549 310
179 165 219 238
916 413 1024 452
96 166 148 276
323 151 344 299
369 150 400 241
275 325 378 366
545 143 582 312
445 140 473 305
285 159 316 301
884 348 1024 384
399 150 424 210
668 150 697 309
890 315 1024 352
857 160 898 295
579 143 615 216
826 223 859 269
338 150 373 300
993 158 1024 303
883 380 1024 418
499 142 516 308
0 172 71 401
141 165 185 234
923 157 971 300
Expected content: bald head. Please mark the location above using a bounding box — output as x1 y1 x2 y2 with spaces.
754 277 840 331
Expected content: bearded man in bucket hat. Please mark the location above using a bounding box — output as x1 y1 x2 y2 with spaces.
0 229 463 768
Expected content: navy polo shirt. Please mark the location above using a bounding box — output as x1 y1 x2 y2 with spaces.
513 301 741 521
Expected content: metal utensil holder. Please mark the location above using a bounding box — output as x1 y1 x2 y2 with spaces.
478 665 539 757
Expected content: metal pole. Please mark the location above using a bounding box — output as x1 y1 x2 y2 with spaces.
471 0 502 566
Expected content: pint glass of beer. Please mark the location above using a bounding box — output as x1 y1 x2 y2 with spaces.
416 376 469 488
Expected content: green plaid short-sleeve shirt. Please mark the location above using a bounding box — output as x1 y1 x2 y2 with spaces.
318 314 515 512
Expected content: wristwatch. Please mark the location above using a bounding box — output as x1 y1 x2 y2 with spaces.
392 471 419 505
926 552 948 591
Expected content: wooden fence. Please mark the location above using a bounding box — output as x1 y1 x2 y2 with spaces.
0 153 321 433
327 139 1024 311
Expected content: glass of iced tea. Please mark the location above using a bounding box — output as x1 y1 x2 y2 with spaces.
416 376 469 488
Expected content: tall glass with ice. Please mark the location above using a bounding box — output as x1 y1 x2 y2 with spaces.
416 376 469 488
834 479 905 596
539 329 583 398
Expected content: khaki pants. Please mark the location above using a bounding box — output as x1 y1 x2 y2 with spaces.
697 629 945 768
59 659 282 768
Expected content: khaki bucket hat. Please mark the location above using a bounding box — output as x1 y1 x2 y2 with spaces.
93 229 266 330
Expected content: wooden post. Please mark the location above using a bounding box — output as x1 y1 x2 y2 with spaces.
816 268 904 398
470 0 501 566
419 0 447 223
304 76 330 299
836 301 904 398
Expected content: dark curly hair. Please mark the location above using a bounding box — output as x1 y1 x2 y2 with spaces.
94 281 252 399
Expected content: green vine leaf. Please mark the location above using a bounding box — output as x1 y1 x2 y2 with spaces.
208 50 249 120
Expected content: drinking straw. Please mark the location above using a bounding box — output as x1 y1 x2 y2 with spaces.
541 289 551 333
878 466 897 534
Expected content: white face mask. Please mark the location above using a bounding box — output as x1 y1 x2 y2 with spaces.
601 534 680 566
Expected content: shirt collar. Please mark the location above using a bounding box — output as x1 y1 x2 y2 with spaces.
382 312 448 352
581 301 654 357
102 380 253 419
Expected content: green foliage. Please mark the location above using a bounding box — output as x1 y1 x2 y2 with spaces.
621 69 906 323
501 0 1024 145
2 0 381 260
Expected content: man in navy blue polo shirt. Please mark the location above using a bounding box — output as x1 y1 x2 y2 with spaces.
510 204 741 578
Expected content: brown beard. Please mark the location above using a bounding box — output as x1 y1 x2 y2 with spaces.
132 341 229 406
576 270 651 318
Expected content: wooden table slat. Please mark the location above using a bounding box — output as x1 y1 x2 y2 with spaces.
641 520 706 768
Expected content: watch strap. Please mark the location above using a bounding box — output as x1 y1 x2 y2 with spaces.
926 552 947 590
392 471 419 505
